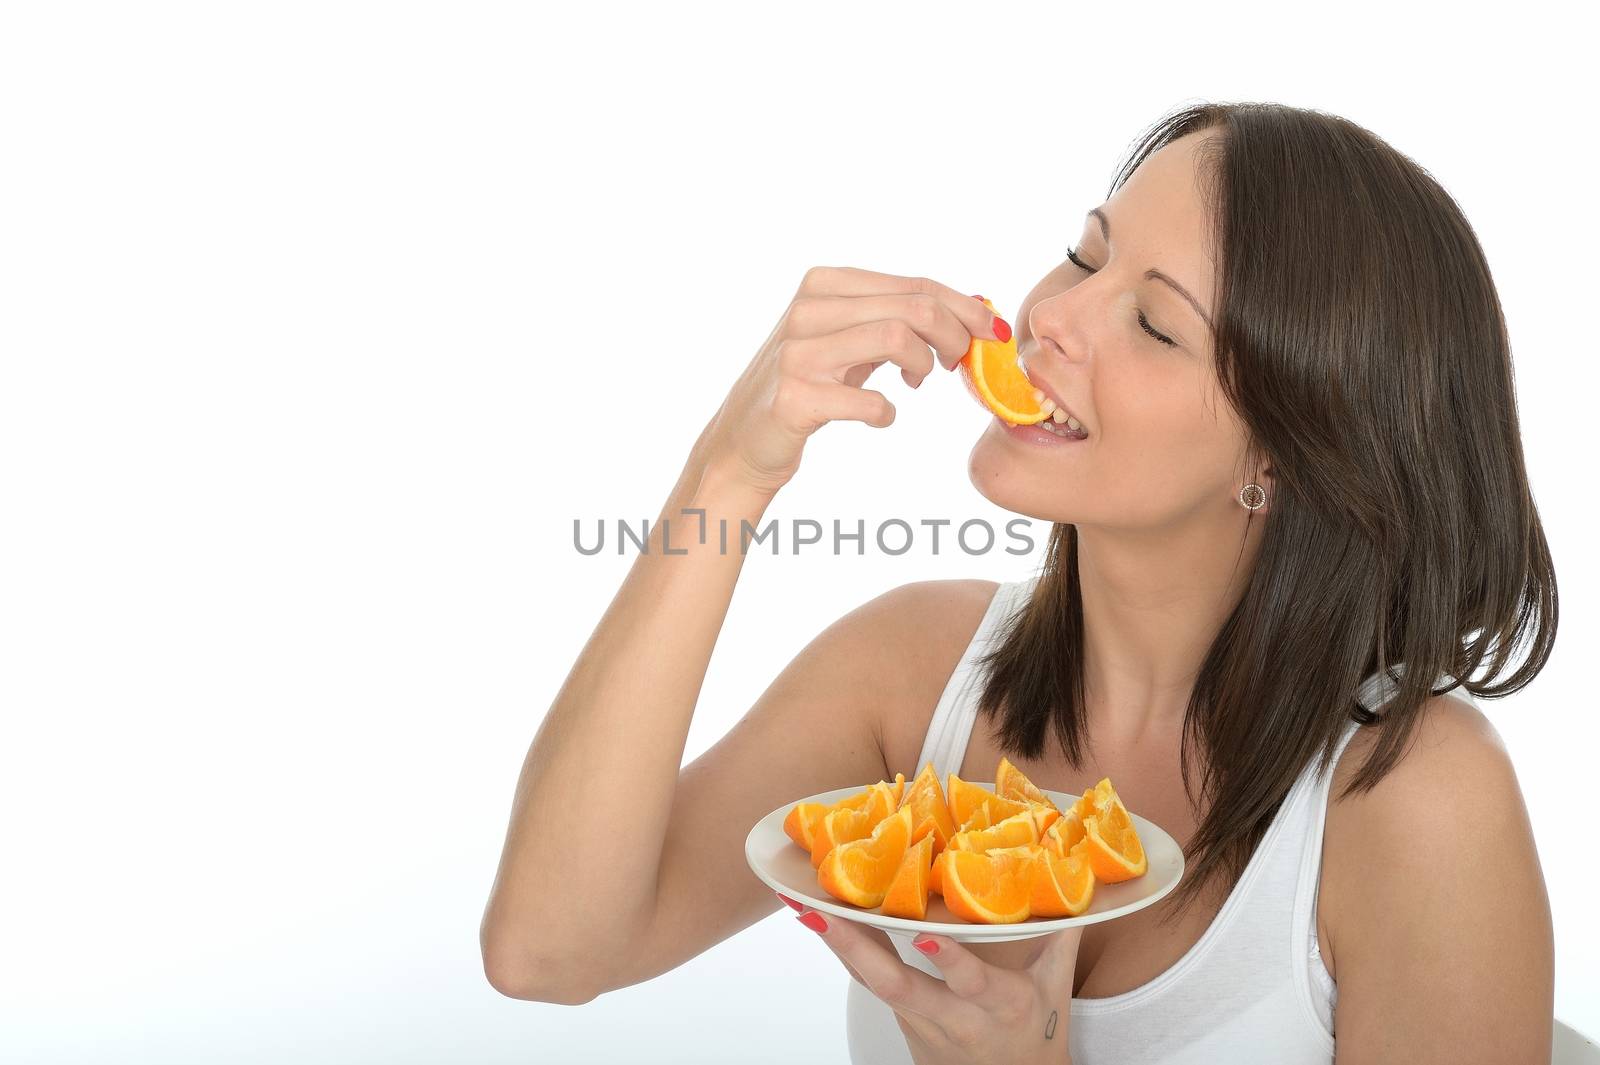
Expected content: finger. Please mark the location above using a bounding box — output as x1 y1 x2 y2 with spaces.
792 908 971 1031
771 377 895 433
779 318 937 390
909 933 1019 1008
787 292 999 377
793 266 1000 349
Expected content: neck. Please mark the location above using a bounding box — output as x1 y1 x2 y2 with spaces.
1072 509 1263 742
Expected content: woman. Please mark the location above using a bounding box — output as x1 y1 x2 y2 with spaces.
481 101 1558 1064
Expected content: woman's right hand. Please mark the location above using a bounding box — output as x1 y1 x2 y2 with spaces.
693 266 1010 500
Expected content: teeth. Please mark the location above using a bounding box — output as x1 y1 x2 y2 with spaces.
1031 388 1045 403
1067 416 1082 431
1051 407 1068 424
1039 398 1056 415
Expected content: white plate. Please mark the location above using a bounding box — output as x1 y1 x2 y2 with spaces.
745 783 1184 944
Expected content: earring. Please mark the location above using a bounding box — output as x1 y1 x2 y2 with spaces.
1238 483 1267 510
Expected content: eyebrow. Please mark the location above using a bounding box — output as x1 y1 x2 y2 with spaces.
1088 207 1213 332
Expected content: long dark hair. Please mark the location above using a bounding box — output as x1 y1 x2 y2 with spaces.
973 101 1558 917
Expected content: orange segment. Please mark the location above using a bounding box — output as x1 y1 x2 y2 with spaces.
879 833 935 920
947 773 1031 828
942 847 1035 924
900 762 957 857
949 810 1039 854
995 756 1060 812
818 806 916 907
1027 848 1096 917
959 297 1046 425
1081 804 1148 882
1042 807 1087 859
810 805 872 869
783 801 828 851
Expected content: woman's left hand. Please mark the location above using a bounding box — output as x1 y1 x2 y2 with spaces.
779 893 1081 1065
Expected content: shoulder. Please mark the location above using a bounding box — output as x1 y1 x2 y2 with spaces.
853 579 1001 777
1320 692 1553 1057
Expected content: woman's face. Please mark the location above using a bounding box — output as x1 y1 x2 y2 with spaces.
968 130 1266 529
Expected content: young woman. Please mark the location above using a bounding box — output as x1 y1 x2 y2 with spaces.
481 102 1558 1064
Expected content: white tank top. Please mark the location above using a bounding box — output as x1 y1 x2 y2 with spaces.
845 574 1477 1064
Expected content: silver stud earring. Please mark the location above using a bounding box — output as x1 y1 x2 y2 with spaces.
1238 483 1267 510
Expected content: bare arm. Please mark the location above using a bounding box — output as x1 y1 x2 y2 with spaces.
479 267 1001 1002
1324 696 1554 1063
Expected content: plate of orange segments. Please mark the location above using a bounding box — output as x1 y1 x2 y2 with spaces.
745 757 1183 944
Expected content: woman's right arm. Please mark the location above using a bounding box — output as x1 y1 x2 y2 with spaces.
478 267 1006 1002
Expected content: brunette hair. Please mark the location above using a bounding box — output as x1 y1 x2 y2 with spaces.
973 101 1557 917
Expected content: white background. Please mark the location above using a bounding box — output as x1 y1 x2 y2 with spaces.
2 2 1594 1062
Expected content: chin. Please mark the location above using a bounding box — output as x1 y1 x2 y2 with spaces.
966 431 1077 524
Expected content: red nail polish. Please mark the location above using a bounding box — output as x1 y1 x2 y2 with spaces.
992 316 1011 343
913 937 940 955
777 893 805 912
971 294 986 302
797 910 828 934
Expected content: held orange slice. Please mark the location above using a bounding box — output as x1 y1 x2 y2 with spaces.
818 806 916 908
942 847 1035 924
959 297 1047 425
879 833 935 920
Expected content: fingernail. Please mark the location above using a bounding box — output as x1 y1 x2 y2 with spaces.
913 937 940 955
970 294 986 302
797 910 828 934
992 315 1011 343
776 893 805 912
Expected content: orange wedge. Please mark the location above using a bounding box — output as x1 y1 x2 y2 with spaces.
995 756 1060 812
1026 847 1095 917
942 847 1035 924
783 801 829 851
818 806 916 907
949 809 1040 853
810 805 873 869
1042 807 1087 859
1081 803 1148 883
948 773 1032 828
959 297 1046 425
879 834 935 920
900 762 958 857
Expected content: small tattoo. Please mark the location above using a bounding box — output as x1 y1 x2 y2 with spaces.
1044 1009 1058 1039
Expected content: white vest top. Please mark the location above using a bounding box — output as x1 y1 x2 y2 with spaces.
845 574 1477 1064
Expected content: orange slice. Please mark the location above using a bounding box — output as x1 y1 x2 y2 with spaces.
942 847 1035 923
783 801 829 851
899 762 957 857
995 756 1060 812
1026 847 1095 917
810 805 872 869
818 806 916 907
949 809 1039 854
784 773 903 853
879 833 935 920
1081 803 1148 882
1042 807 1087 859
959 297 1046 425
947 773 1031 828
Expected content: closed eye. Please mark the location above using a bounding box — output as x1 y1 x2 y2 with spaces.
1066 246 1178 348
